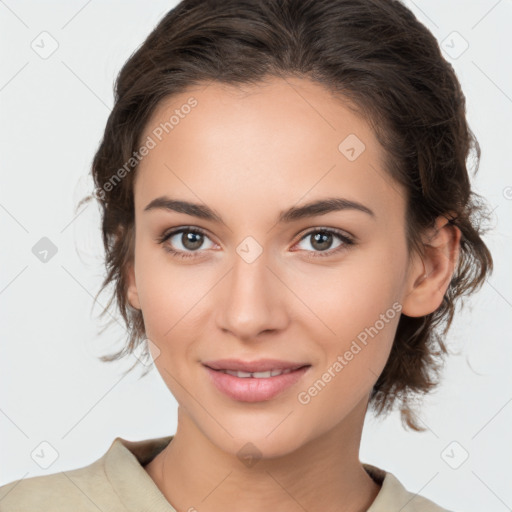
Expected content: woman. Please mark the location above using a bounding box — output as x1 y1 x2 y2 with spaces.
0 0 493 510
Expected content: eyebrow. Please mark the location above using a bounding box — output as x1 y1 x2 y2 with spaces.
143 196 375 223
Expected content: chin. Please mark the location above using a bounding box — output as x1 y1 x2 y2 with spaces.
204 419 313 463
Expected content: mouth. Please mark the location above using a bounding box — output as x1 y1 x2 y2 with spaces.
202 358 310 373
212 367 305 378
202 359 312 402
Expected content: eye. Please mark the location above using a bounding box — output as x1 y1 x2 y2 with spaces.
157 227 216 259
157 226 355 260
293 228 355 258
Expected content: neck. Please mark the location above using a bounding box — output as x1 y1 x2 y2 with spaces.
145 399 381 512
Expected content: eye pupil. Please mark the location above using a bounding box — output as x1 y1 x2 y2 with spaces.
311 231 333 251
183 231 203 250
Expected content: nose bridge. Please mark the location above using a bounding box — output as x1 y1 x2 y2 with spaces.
217 238 286 338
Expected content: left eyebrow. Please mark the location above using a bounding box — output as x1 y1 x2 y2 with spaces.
143 196 375 223
278 197 375 222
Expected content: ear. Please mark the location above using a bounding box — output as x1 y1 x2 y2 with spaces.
126 262 142 311
401 215 461 318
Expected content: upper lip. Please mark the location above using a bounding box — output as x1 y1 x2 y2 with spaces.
203 359 310 372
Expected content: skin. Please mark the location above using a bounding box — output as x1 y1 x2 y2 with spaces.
125 76 460 512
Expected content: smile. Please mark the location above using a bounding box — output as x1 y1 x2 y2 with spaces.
218 368 296 378
204 365 311 402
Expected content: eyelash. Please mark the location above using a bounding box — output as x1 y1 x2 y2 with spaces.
156 226 355 260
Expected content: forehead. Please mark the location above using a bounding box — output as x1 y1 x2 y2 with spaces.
134 77 405 221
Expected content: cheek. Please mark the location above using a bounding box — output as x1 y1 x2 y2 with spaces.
291 246 404 394
134 244 206 334
296 313 398 425
134 262 214 383
291 246 405 338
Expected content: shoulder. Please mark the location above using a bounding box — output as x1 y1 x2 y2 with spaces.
364 463 454 512
0 435 173 512
0 454 124 511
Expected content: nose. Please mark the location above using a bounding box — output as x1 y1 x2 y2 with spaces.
216 247 289 341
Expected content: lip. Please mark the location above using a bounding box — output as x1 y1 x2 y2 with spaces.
203 362 311 402
202 358 309 372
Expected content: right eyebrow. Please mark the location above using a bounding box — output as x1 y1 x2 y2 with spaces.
144 197 224 223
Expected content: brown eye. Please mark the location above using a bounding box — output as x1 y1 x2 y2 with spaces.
178 231 205 250
295 228 355 258
310 231 335 251
159 227 215 257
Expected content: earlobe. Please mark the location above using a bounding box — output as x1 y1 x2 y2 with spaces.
401 216 461 318
126 262 141 311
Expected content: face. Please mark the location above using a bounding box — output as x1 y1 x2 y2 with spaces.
126 76 421 459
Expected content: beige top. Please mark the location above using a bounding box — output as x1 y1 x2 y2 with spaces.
0 435 452 511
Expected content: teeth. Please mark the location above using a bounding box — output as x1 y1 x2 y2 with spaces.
221 368 295 378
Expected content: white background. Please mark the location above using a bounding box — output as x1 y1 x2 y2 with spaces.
1 1 511 511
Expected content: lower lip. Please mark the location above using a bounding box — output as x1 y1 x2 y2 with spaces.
204 365 310 402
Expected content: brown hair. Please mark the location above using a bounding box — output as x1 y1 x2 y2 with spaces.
78 0 494 431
